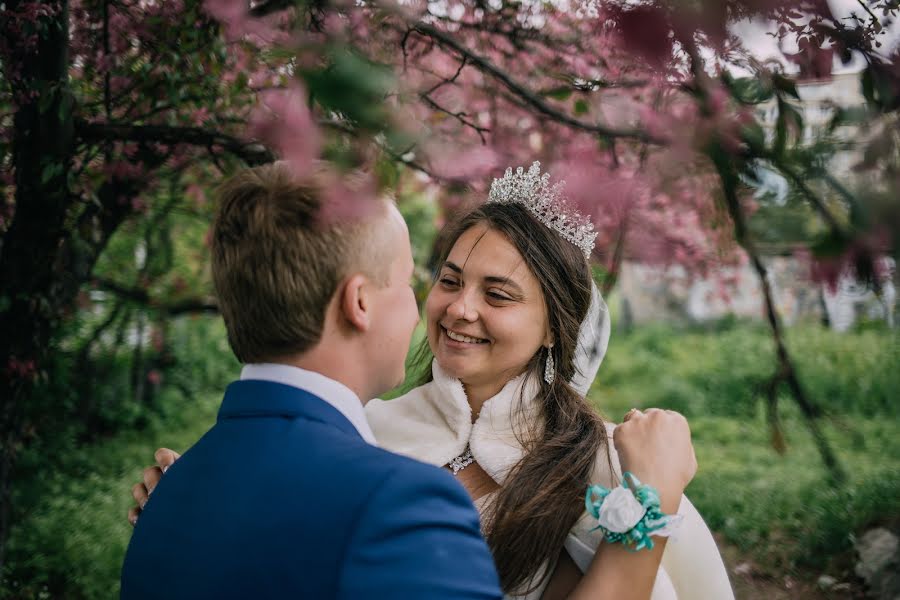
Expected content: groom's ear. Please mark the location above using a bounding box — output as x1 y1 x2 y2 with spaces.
337 273 372 333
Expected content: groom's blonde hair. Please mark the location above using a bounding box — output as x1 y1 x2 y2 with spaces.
210 162 390 363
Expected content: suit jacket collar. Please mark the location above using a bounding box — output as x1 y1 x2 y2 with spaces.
238 363 376 444
219 380 362 440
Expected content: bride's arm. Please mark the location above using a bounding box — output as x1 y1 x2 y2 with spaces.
565 494 680 600
543 408 696 600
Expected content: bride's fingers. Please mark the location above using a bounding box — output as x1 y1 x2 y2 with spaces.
622 408 643 422
132 482 150 510
143 466 163 495
154 448 180 471
128 505 141 527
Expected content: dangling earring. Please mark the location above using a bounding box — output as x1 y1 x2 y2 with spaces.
544 343 555 385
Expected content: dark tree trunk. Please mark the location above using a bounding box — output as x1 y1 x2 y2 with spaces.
0 0 75 570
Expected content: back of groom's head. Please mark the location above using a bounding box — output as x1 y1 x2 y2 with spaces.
210 162 391 363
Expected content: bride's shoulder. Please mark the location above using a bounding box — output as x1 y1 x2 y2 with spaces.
364 382 438 417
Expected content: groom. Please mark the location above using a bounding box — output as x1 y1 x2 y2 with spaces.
120 163 502 599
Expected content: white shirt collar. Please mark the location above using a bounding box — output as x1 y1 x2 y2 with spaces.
240 363 377 445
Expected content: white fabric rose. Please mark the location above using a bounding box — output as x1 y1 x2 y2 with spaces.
596 486 647 533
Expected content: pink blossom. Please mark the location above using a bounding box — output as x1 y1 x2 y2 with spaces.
186 184 207 208
426 145 498 181
202 0 284 44
315 167 382 226
247 85 321 178
104 160 146 181
607 5 674 68
147 330 164 357
6 356 37 381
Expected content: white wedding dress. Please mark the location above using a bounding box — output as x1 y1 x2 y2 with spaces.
365 285 734 600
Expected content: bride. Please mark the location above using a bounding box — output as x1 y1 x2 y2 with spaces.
130 163 733 599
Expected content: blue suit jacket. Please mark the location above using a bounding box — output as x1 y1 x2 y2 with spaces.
121 379 501 599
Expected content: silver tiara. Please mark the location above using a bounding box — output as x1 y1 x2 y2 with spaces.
487 162 597 259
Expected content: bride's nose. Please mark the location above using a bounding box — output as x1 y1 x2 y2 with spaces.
446 293 477 321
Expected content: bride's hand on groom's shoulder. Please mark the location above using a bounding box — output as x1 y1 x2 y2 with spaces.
612 408 696 512
128 448 180 526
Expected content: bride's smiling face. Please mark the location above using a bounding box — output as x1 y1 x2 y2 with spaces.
425 223 550 390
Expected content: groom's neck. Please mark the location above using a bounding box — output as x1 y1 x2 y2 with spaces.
269 344 372 405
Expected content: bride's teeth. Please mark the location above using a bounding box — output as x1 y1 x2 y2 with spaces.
447 329 484 344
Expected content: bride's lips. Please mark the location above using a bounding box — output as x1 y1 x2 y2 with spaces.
440 326 490 349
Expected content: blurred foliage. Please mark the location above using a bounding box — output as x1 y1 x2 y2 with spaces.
3 318 235 599
396 186 440 304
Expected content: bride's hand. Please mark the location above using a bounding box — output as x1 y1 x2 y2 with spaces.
613 408 696 511
128 448 180 526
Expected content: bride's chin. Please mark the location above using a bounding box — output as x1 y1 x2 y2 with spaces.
435 357 469 378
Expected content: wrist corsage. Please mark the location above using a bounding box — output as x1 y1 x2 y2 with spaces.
585 472 683 551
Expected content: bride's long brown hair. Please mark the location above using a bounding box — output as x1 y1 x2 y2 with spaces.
415 202 611 594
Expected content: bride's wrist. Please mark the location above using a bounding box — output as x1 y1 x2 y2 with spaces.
621 471 683 511
585 472 684 551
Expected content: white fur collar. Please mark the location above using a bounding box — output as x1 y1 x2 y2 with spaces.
365 360 542 484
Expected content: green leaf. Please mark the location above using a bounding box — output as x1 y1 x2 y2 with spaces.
774 98 787 157
540 86 573 101
38 84 55 115
773 74 801 101
374 158 400 189
740 119 766 153
810 230 850 258
861 67 875 104
41 162 63 185
725 75 774 105
57 94 72 123
774 97 804 157
827 106 869 132
301 46 394 133
860 64 899 111
574 98 590 115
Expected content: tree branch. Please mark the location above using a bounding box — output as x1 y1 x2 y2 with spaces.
765 154 847 237
75 120 275 166
683 36 845 482
93 277 219 316
420 94 490 143
406 23 664 144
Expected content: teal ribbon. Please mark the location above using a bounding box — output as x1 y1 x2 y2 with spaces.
585 472 673 551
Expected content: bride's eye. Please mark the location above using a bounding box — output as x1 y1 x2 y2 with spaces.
439 277 460 288
487 290 512 302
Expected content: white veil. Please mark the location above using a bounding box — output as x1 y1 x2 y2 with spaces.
569 281 611 396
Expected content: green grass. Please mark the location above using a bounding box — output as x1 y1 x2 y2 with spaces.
590 320 900 419
686 413 900 574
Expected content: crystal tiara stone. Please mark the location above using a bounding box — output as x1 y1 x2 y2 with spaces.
487 161 597 259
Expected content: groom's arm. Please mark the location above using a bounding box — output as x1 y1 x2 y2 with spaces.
337 460 502 600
